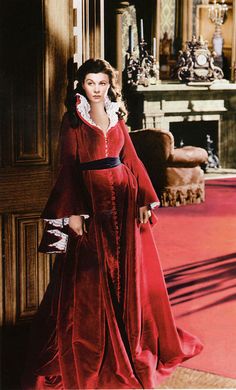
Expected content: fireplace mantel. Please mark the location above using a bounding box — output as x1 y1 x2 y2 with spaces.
127 82 236 168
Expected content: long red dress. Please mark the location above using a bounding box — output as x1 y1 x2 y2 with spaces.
22 95 203 389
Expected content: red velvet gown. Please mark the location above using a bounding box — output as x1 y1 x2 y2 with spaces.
22 95 203 389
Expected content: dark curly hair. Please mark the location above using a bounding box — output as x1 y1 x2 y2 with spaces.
67 58 126 128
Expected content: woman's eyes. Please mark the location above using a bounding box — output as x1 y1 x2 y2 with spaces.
87 82 107 86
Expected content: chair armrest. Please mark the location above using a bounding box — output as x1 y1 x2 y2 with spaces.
168 146 208 167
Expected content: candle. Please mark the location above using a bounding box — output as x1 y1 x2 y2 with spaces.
140 18 144 40
153 37 156 60
129 25 134 53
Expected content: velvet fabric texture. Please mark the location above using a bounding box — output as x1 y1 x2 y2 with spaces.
22 111 203 389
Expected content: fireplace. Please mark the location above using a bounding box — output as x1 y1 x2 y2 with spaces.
170 120 219 153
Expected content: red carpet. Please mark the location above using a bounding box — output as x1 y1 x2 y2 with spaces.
153 178 236 379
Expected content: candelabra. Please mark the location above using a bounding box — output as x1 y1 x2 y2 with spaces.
208 0 228 62
208 0 228 25
124 20 159 87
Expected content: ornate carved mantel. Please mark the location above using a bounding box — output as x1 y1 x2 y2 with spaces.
127 82 236 168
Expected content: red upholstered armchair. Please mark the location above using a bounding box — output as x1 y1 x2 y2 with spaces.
129 129 208 207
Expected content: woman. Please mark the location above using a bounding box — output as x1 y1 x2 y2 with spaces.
22 59 203 389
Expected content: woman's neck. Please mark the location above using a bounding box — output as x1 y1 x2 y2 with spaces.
89 101 106 117
89 100 110 132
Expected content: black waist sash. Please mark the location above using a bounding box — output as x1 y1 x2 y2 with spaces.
80 157 121 170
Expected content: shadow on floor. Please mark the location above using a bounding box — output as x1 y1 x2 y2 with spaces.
164 252 236 316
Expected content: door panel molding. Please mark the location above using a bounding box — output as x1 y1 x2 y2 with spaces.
3 213 51 325
16 214 51 321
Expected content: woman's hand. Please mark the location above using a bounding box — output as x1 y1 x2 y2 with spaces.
139 206 152 224
69 215 87 235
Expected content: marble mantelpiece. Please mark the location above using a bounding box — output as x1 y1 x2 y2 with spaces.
127 82 236 168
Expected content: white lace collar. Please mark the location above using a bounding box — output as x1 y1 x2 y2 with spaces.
76 93 120 132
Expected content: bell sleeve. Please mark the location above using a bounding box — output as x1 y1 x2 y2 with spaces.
119 119 160 210
38 113 90 254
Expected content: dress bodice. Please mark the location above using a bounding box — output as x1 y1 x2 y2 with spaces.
74 93 125 161
76 120 125 161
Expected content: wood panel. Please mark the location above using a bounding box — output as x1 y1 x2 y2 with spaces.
2 214 15 325
0 168 52 214
16 214 51 321
3 214 51 325
12 18 48 166
0 216 3 325
1 0 49 166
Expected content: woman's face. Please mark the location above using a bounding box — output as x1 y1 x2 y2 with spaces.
82 73 110 104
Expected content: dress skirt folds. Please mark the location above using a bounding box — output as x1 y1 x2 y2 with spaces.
22 95 203 389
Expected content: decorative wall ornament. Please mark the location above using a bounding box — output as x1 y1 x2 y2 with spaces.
176 35 224 82
124 20 160 87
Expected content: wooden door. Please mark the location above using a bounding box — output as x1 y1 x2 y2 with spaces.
0 1 73 387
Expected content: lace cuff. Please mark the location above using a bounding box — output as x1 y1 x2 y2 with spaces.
150 201 160 209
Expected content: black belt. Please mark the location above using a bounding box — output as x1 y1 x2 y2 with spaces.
80 157 121 170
